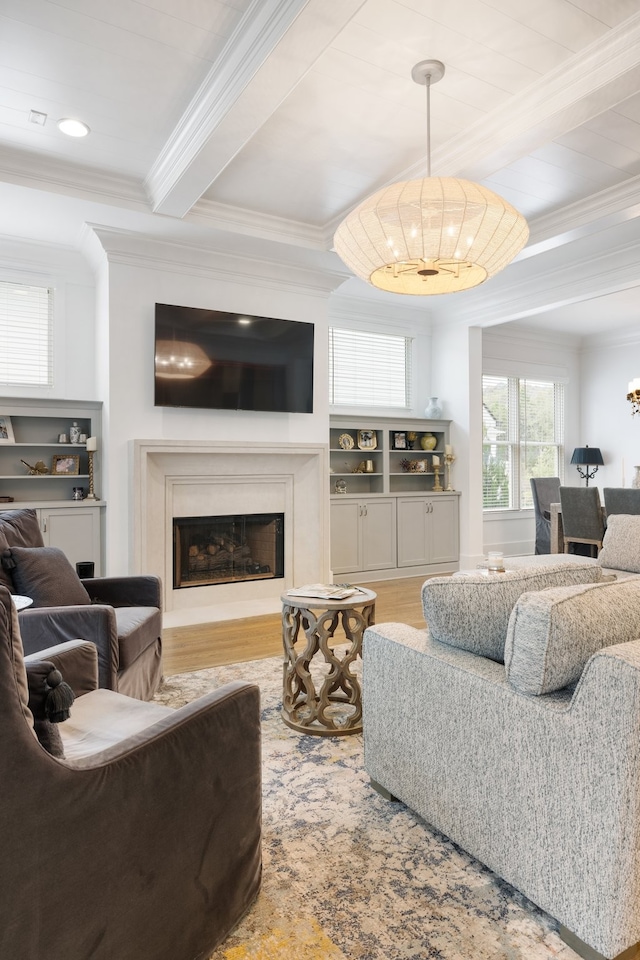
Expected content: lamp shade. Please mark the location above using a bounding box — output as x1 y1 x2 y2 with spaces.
571 446 604 466
333 176 529 296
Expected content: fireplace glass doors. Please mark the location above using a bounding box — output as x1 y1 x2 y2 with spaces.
173 513 284 588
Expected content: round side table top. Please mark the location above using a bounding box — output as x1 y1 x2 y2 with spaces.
12 595 33 611
281 587 377 610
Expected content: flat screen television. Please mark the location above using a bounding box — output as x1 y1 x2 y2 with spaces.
154 304 314 413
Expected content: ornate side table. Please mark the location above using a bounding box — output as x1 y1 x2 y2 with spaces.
280 588 376 736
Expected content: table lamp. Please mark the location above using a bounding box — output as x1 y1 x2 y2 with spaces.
570 445 603 486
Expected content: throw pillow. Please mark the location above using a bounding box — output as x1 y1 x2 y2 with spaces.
598 514 640 573
3 546 91 608
0 508 45 589
421 561 604 662
505 578 640 695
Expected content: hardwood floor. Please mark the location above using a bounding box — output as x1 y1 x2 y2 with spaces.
162 576 428 676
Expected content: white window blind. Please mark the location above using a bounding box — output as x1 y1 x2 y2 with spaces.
329 327 411 407
482 375 564 510
0 281 53 387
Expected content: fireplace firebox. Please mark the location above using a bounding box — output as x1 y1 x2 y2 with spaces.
173 513 284 588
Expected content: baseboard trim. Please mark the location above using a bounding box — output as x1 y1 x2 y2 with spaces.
559 926 640 960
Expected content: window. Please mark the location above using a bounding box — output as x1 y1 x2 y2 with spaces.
482 375 564 510
0 281 53 387
329 327 412 408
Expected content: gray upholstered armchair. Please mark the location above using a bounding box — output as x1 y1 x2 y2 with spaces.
0 508 162 700
0 585 262 960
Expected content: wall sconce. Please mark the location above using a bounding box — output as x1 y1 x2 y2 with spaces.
627 379 640 415
570 445 603 486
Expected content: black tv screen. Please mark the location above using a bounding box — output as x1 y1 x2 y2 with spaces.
154 304 314 413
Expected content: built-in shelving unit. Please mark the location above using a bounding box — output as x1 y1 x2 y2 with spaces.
0 398 105 574
329 416 460 580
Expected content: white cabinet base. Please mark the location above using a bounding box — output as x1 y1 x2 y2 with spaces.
40 505 103 575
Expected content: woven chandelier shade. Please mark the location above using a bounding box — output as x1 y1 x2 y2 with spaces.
334 175 529 296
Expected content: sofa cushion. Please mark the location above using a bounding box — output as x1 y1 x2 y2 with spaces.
421 561 604 662
115 606 162 669
598 514 640 573
0 509 44 589
505 578 640 695
4 546 91 608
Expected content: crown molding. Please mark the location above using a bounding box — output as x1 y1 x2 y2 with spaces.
0 147 148 210
187 197 326 249
86 225 346 298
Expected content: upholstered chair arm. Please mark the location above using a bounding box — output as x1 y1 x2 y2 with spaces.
24 639 98 696
81 575 162 608
8 681 263 957
18 606 118 690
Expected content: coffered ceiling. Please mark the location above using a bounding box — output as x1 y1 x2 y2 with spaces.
2 0 640 338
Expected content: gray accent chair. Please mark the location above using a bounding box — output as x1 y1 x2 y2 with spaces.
603 487 640 516
0 584 262 960
530 476 560 554
364 562 640 960
559 485 606 557
0 508 163 700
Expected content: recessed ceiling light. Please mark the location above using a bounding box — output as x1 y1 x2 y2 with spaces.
57 118 90 138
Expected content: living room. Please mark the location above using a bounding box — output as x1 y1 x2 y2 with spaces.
3 3 640 959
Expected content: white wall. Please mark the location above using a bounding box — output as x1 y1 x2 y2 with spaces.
90 229 341 573
482 323 582 557
0 237 96 401
580 330 640 491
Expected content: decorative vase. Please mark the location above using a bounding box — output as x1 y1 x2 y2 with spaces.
632 466 640 489
424 397 443 418
420 433 437 451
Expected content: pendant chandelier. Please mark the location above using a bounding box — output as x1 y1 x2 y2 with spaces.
333 60 529 296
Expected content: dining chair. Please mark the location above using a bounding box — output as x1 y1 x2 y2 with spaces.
559 486 606 557
603 487 640 516
530 477 561 554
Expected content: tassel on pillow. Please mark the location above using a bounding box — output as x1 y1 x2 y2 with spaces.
44 668 75 723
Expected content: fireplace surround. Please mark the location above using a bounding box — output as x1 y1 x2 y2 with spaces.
133 440 329 627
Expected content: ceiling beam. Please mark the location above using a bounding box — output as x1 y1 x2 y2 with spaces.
146 0 366 218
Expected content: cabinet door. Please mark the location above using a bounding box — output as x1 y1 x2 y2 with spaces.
429 496 459 564
330 500 362 574
361 498 396 571
397 496 459 567
397 498 430 566
39 507 102 575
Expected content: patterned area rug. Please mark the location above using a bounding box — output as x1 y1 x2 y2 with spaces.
155 657 580 960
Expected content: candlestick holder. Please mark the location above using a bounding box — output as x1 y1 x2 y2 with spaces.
433 464 443 492
85 449 98 500
444 452 456 491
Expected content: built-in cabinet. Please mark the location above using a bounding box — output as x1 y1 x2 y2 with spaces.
330 497 397 575
329 416 460 580
0 399 104 574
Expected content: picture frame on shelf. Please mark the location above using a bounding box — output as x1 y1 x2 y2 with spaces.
393 432 407 450
357 429 377 450
0 415 15 444
51 454 80 476
338 433 355 450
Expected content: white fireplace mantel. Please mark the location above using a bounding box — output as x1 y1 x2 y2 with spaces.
133 439 330 627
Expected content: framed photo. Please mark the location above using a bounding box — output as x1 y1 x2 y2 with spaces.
357 429 377 450
393 432 407 450
338 432 355 450
51 454 80 476
0 415 15 444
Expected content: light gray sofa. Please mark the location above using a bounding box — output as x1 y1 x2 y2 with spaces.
363 535 640 960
